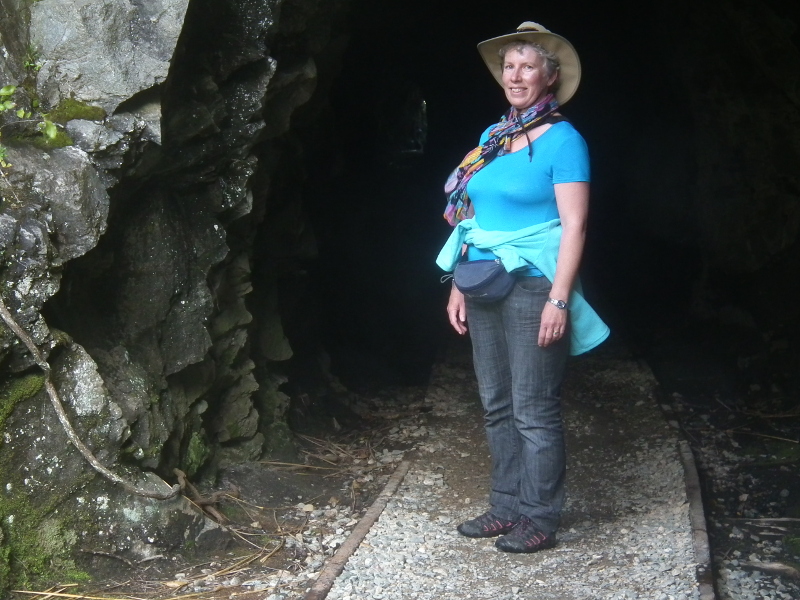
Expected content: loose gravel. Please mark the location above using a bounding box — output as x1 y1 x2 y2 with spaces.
323 340 704 600
171 338 797 600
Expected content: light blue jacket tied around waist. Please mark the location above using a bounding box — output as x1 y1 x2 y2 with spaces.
436 218 610 356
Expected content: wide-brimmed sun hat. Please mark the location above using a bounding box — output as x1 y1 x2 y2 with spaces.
477 21 581 105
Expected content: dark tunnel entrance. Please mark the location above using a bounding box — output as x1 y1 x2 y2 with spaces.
299 0 800 410
38 0 800 427
33 0 800 452
4 0 800 591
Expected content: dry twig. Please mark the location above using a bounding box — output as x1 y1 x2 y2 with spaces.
260 460 338 471
174 469 229 523
11 592 128 600
79 550 134 568
725 429 798 444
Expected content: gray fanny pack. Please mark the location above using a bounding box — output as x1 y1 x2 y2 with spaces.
453 258 515 303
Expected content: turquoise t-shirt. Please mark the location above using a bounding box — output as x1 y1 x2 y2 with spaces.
465 121 590 275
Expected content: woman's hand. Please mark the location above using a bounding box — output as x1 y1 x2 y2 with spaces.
447 286 468 335
538 301 568 347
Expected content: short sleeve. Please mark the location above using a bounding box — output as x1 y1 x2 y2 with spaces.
551 128 590 183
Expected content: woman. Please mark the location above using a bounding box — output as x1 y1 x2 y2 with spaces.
436 22 609 553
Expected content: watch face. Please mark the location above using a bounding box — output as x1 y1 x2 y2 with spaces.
549 298 567 309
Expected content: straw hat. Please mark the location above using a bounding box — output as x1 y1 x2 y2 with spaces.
477 21 581 105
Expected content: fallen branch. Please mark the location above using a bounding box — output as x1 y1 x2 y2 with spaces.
11 592 125 600
136 554 166 564
741 560 800 579
725 429 799 444
261 460 339 471
726 517 800 523
31 585 79 600
78 549 134 568
0 296 180 501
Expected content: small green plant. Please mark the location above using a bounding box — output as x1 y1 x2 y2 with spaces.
37 119 58 140
23 46 42 73
0 85 16 113
0 83 72 155
0 85 17 168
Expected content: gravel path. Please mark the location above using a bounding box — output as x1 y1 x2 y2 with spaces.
322 340 705 600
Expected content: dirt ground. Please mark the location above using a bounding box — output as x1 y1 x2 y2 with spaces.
7 333 737 599
7 387 429 600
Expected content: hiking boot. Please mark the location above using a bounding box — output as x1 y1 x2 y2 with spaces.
457 512 517 538
494 516 556 553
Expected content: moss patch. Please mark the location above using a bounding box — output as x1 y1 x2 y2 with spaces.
0 373 45 432
265 421 295 459
786 535 800 555
29 128 74 149
0 488 91 592
46 98 106 124
184 431 210 477
0 374 92 592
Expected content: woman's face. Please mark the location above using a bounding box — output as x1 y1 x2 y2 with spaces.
501 47 558 111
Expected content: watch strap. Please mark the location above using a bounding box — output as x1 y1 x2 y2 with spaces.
547 297 568 310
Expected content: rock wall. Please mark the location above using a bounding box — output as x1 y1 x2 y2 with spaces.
0 0 348 589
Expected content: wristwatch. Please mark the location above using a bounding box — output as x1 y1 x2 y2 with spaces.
547 297 568 310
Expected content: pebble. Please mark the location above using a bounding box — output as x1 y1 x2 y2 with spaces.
238 360 797 600
323 363 703 600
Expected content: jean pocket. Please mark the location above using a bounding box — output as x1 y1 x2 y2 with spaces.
515 276 552 294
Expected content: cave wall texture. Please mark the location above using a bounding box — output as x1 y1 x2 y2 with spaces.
0 0 798 589
0 0 348 587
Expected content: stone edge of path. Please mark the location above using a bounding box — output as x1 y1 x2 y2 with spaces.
679 439 717 600
640 359 717 600
303 460 413 600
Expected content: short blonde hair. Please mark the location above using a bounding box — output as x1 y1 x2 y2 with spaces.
498 41 560 80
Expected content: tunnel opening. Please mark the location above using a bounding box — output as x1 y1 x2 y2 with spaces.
321 0 800 413
2 0 799 592
36 0 800 454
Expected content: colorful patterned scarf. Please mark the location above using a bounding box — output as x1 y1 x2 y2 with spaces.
443 94 559 226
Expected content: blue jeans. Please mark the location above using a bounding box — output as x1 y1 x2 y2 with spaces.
466 276 569 535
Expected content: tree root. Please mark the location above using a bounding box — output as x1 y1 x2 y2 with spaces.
173 468 230 523
0 296 180 500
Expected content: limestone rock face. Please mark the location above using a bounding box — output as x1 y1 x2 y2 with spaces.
0 0 349 588
32 147 110 261
31 0 191 113
0 0 26 84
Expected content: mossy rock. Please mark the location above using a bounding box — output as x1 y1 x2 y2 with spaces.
0 480 92 591
0 373 45 431
0 372 91 591
46 98 106 124
183 431 211 477
31 128 74 149
11 128 74 149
